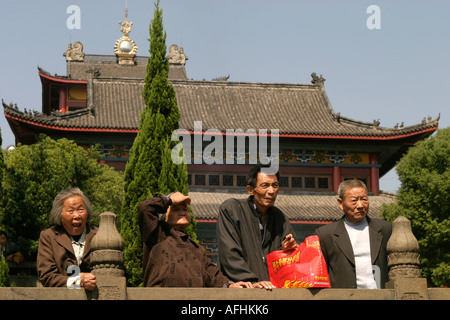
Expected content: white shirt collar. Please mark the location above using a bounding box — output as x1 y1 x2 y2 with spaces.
70 227 87 265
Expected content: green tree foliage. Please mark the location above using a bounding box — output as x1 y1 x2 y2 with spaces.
0 128 5 178
0 135 124 259
0 129 9 288
120 1 195 287
0 255 10 287
381 127 450 287
0 129 5 222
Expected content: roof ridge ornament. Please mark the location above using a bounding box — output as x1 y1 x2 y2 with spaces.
311 72 326 86
372 119 381 130
63 41 85 62
114 7 138 65
168 44 188 65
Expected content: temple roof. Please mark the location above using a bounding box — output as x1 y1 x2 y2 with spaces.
3 73 439 139
1 48 436 223
188 190 397 222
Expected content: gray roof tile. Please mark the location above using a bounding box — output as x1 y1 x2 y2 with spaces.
4 77 439 138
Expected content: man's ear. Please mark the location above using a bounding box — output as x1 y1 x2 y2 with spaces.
246 185 254 196
337 198 344 211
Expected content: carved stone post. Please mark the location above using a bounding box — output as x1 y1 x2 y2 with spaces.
385 216 428 300
90 212 127 300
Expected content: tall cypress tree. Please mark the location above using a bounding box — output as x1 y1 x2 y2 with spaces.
0 128 5 185
0 128 4 234
0 128 4 186
120 0 195 287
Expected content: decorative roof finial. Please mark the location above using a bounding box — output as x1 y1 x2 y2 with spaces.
119 8 133 37
114 6 137 64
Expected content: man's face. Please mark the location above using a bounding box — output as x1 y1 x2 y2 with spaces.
166 203 191 231
247 172 279 211
61 195 88 236
338 187 369 223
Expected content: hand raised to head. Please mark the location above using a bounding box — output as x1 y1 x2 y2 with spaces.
169 192 191 206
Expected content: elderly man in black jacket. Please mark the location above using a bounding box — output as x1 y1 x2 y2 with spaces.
316 179 392 288
216 165 297 290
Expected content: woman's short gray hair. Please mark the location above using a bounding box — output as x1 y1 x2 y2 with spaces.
48 188 93 226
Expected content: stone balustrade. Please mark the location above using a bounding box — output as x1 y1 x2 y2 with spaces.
0 213 448 300
385 216 430 299
89 211 127 300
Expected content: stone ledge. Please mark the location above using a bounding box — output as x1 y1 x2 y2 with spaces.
126 287 395 300
0 287 87 300
428 288 450 300
1 287 448 300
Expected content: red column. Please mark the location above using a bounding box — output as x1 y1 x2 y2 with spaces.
59 87 66 113
332 166 341 194
369 153 379 195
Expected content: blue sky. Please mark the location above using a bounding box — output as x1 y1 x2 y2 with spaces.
0 0 448 193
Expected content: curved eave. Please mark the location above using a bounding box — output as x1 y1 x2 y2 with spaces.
38 72 87 85
177 125 439 141
5 113 437 139
4 113 137 133
278 127 439 140
4 100 439 141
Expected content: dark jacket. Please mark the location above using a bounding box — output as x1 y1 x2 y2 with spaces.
315 216 392 288
0 241 18 259
138 196 231 287
216 196 295 282
37 224 97 287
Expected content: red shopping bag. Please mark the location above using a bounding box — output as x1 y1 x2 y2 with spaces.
266 235 330 288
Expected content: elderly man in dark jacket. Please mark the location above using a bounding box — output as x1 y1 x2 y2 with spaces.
139 192 252 288
316 180 392 288
216 165 297 290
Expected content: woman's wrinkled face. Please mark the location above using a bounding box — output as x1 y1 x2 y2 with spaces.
61 196 88 236
165 203 190 231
